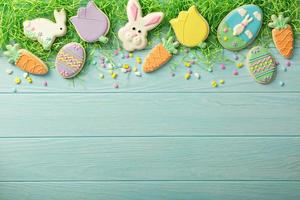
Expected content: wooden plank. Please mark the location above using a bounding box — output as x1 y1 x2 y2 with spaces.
0 93 300 137
0 137 299 181
0 181 299 200
0 47 299 93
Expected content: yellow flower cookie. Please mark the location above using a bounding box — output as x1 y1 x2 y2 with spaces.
170 6 210 48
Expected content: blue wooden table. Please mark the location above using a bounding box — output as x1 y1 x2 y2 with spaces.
0 42 299 199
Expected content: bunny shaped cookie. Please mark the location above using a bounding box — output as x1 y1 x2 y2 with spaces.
23 9 67 50
118 0 164 52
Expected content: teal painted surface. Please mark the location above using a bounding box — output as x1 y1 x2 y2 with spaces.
0 44 300 199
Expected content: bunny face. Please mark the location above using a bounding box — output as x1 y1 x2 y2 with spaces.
54 9 67 37
118 0 164 52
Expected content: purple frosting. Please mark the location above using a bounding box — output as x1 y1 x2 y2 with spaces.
55 43 86 79
70 1 110 42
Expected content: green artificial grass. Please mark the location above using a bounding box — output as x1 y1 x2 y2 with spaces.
0 0 299 65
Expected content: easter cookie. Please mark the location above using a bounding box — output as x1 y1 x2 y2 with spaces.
170 5 209 48
4 44 48 75
70 1 110 43
23 9 67 50
55 42 86 79
118 0 164 52
217 5 263 51
143 37 179 73
268 13 294 59
246 46 277 84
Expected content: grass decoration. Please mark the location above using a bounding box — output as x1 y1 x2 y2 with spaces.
0 0 299 67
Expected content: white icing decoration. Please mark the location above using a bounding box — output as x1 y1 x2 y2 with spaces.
233 14 253 36
253 11 262 21
23 9 67 50
245 30 253 39
237 8 247 17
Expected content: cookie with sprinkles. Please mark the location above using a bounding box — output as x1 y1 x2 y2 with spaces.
217 5 263 51
55 42 86 79
246 46 277 84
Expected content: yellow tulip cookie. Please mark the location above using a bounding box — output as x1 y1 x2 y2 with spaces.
170 6 210 48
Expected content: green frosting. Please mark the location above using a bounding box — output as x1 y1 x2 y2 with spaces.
3 44 21 64
218 23 247 51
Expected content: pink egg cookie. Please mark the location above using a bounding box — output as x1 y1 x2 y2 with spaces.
70 1 110 43
55 42 86 79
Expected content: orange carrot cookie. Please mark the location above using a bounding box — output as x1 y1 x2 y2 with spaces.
143 37 179 73
4 44 48 75
268 13 294 59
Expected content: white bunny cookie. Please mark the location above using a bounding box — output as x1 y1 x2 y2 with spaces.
23 9 67 50
118 0 164 52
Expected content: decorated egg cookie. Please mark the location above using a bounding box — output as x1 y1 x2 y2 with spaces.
217 5 263 51
246 46 277 84
118 0 164 52
170 6 209 48
70 1 110 43
23 9 67 50
55 43 86 79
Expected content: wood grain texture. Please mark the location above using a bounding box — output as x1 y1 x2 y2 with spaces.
0 93 299 137
1 181 300 200
0 47 299 93
0 137 299 181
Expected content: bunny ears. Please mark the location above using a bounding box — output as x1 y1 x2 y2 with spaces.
127 0 164 31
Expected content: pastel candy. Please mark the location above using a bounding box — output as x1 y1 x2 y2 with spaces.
70 1 110 43
246 46 277 84
217 5 263 51
55 43 86 79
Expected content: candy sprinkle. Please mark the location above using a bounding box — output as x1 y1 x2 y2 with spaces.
14 77 21 84
233 70 239 76
123 64 130 69
184 62 191 68
113 83 119 89
129 53 134 58
6 69 13 75
23 72 29 78
220 64 226 70
219 80 225 85
236 63 244 68
133 67 138 72
136 57 142 64
286 61 291 67
26 77 33 84
99 74 105 79
43 81 48 87
135 72 142 77
279 81 285 87
185 73 191 80
194 73 201 79
111 73 118 79
211 80 218 88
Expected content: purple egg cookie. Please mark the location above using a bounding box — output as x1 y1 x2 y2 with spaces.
55 42 86 79
70 1 110 43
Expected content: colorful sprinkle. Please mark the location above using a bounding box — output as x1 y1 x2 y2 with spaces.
111 73 118 79
219 80 225 85
223 28 228 33
133 67 138 72
211 80 218 88
184 62 191 68
129 53 134 58
194 73 201 79
26 77 33 84
14 77 21 84
286 61 291 67
236 63 244 68
279 81 285 87
136 57 142 64
233 70 239 76
185 73 191 80
114 50 119 55
220 64 226 70
223 36 228 42
135 72 142 77
234 55 239 60
12 87 17 93
99 74 105 79
43 81 48 87
23 72 29 78
113 83 119 89
6 69 13 75
123 64 130 69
